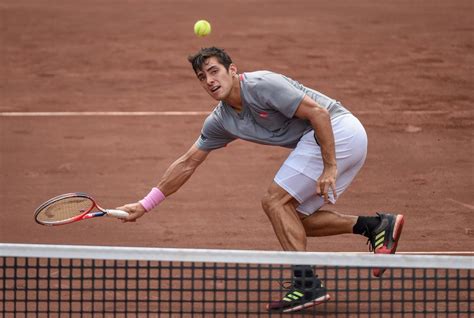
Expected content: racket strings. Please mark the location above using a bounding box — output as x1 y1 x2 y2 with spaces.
36 197 93 223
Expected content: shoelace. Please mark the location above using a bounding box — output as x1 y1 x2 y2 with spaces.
278 281 293 290
278 276 322 290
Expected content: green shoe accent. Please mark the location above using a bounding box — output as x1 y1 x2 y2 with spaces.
293 291 304 297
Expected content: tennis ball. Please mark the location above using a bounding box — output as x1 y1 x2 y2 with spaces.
194 20 211 37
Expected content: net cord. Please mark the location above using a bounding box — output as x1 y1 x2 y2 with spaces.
0 243 472 269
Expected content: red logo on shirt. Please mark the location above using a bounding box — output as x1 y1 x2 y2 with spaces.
259 112 269 118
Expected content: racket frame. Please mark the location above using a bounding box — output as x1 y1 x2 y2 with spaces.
35 192 128 226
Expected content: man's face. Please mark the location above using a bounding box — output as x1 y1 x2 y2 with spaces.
195 57 236 101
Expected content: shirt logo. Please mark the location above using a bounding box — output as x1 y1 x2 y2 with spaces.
259 111 269 118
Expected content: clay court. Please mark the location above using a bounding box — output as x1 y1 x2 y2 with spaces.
1 0 473 255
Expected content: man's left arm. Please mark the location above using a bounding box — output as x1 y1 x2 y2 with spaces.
294 95 337 203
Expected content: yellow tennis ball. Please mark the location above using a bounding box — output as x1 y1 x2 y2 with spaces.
194 20 211 37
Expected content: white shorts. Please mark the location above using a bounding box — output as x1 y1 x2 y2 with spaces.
274 114 368 215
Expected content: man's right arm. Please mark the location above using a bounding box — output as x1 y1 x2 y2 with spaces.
157 144 209 196
116 144 209 222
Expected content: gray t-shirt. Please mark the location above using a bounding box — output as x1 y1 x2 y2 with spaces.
195 71 350 151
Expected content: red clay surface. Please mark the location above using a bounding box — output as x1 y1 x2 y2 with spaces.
1 0 473 255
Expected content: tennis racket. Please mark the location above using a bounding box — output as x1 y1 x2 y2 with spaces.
35 192 129 226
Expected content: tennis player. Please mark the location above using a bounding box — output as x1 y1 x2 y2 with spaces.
117 47 404 312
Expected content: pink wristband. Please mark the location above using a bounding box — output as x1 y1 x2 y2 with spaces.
139 187 166 212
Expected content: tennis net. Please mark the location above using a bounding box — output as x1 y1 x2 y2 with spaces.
1 243 472 317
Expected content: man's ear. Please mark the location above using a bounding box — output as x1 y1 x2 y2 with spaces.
229 64 238 76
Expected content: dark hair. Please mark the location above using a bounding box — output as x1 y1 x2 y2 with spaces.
187 47 233 74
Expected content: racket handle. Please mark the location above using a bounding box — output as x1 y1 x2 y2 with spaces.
105 209 129 218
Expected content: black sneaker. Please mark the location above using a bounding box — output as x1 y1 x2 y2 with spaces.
367 213 405 277
266 277 330 313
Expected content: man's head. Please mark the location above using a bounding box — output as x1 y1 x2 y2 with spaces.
188 47 238 101
188 47 233 74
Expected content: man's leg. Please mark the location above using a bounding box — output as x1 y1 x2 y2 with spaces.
262 182 337 312
300 210 358 237
300 206 405 277
261 182 307 251
261 182 367 250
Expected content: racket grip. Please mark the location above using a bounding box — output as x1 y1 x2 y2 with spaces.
105 209 129 218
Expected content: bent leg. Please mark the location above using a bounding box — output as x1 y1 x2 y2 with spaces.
261 182 307 251
299 210 358 237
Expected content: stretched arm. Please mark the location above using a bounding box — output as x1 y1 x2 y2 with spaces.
158 144 209 196
117 144 210 222
294 95 337 203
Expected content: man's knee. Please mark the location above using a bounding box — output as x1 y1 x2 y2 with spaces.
261 191 277 215
261 183 296 215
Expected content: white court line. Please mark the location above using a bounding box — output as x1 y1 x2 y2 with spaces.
448 198 474 210
0 111 210 117
0 110 453 117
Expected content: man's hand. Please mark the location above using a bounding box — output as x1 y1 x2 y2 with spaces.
115 202 147 223
316 165 338 203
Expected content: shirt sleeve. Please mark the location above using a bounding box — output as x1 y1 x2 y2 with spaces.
195 113 236 151
254 73 306 118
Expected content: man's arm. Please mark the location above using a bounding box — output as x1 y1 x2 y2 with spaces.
294 95 337 203
117 144 210 222
158 144 209 196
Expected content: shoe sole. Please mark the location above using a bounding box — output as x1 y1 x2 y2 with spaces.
373 214 405 277
281 294 331 313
